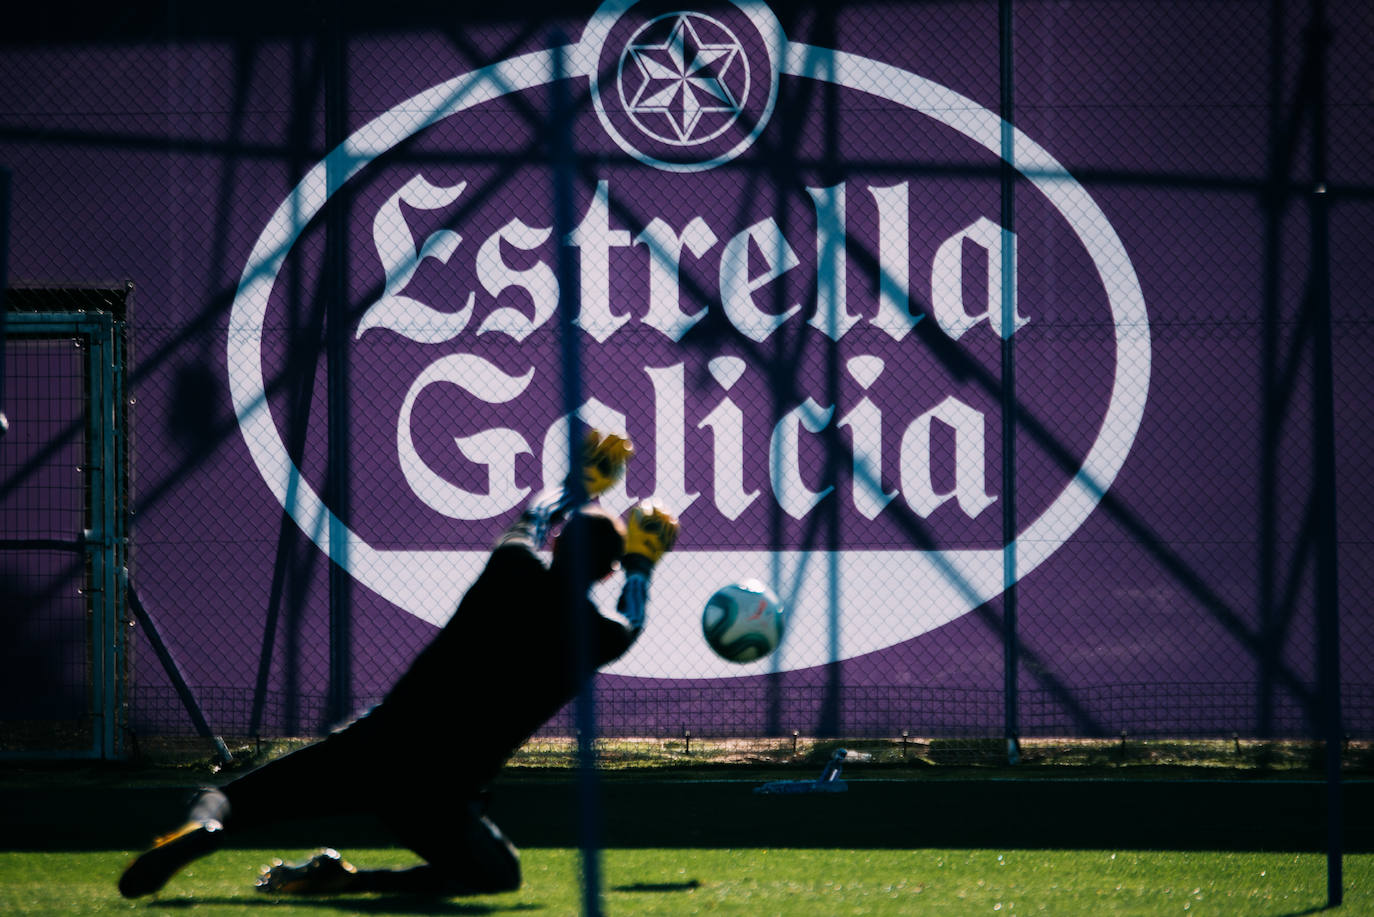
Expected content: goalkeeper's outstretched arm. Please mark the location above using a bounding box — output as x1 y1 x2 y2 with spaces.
616 561 650 632
496 429 633 550
614 499 679 634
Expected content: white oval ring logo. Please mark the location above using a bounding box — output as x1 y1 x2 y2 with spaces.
227 5 1149 679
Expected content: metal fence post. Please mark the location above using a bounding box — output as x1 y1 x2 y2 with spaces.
87 312 121 759
0 167 9 437
1305 1 1342 905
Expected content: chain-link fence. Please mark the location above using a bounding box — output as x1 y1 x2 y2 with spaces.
2 0 1370 759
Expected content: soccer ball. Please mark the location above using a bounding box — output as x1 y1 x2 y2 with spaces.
702 580 784 663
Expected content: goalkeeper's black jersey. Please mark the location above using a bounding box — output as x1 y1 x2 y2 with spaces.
366 528 636 788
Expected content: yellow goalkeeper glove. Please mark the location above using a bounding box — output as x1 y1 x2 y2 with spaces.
582 430 633 498
624 499 679 574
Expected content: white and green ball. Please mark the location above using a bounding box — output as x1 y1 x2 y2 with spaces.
702 580 784 663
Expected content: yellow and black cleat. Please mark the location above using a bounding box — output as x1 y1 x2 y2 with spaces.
118 819 225 898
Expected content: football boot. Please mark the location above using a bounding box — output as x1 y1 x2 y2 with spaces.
255 847 359 895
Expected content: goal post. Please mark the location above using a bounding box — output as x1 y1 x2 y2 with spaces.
1 287 130 759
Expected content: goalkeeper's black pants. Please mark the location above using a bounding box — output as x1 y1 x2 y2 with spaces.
220 719 521 895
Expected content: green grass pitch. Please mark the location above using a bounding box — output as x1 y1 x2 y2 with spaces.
0 848 1367 915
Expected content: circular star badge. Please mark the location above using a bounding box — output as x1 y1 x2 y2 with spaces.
584 0 783 171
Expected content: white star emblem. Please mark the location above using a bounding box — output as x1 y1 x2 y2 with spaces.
626 14 743 143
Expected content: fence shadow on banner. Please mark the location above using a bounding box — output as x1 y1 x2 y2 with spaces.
0 2 1365 750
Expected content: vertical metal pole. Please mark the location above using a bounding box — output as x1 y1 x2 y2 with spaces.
1305 3 1341 906
78 312 123 759
96 315 121 759
1257 0 1287 740
325 6 353 729
551 36 602 917
998 0 1020 764
0 167 10 437
250 34 317 738
87 319 112 758
111 295 130 759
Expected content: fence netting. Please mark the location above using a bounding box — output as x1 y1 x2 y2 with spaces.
1 0 1370 759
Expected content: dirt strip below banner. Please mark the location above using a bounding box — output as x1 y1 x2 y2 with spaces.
2 778 1369 852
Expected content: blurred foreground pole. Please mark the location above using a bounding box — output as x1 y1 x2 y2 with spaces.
1305 1 1342 907
998 0 1020 764
551 36 604 917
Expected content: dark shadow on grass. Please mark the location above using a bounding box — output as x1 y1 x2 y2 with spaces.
610 880 701 893
147 896 543 914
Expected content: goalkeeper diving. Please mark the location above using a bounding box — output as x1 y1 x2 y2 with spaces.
119 429 679 898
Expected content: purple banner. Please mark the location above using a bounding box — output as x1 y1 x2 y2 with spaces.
2 0 1371 739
